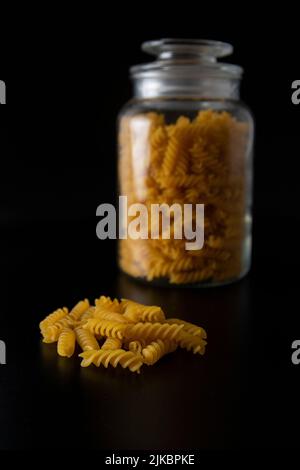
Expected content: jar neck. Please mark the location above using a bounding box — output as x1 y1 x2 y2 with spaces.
133 76 241 100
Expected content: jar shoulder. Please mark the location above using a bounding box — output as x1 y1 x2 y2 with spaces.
119 98 254 124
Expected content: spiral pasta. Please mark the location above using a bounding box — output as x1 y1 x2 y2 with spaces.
93 308 129 324
42 316 77 343
39 307 68 333
80 306 96 322
127 340 145 354
124 322 184 342
79 349 143 373
95 296 122 312
84 319 127 339
178 332 207 355
69 299 90 320
121 299 166 323
57 328 76 358
142 339 177 365
118 109 249 284
101 337 122 350
39 294 207 373
75 327 100 352
164 318 207 338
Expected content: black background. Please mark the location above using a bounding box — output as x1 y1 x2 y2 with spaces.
0 10 300 450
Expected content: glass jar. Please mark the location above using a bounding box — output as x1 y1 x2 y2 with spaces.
117 39 254 287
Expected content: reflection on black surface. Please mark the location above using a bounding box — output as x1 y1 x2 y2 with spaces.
32 272 254 449
116 272 252 365
115 274 255 448
3 252 299 449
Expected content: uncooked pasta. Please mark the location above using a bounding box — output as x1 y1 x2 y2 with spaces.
39 295 207 373
57 328 76 358
118 109 249 285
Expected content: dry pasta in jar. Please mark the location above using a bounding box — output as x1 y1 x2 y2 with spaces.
117 39 254 287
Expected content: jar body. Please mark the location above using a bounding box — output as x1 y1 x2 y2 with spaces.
117 98 254 286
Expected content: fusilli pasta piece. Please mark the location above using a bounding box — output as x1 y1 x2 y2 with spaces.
142 339 177 365
121 299 166 323
93 308 129 324
80 306 96 322
75 327 100 351
95 296 122 312
101 338 122 350
164 318 207 338
178 332 207 355
127 340 146 354
83 319 127 339
79 349 143 373
124 322 184 342
39 307 68 332
69 299 90 321
42 315 77 343
57 328 76 357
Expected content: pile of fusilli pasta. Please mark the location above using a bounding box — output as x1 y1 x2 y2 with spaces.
118 109 249 284
40 296 207 373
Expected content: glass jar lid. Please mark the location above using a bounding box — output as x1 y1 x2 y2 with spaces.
130 38 243 80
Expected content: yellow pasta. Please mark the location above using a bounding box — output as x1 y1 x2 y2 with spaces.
39 295 207 373
79 306 96 323
142 339 177 365
69 299 90 320
93 308 128 324
95 296 122 312
39 307 68 333
118 110 249 285
164 318 207 338
121 299 166 323
42 316 77 343
57 328 76 358
75 327 100 352
101 337 122 350
178 332 207 355
83 319 126 340
79 349 143 373
124 322 184 342
127 340 146 354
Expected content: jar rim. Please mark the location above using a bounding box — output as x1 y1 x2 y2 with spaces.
130 38 243 80
142 38 234 58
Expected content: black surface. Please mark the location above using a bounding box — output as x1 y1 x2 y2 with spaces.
1 217 300 450
1 14 300 450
